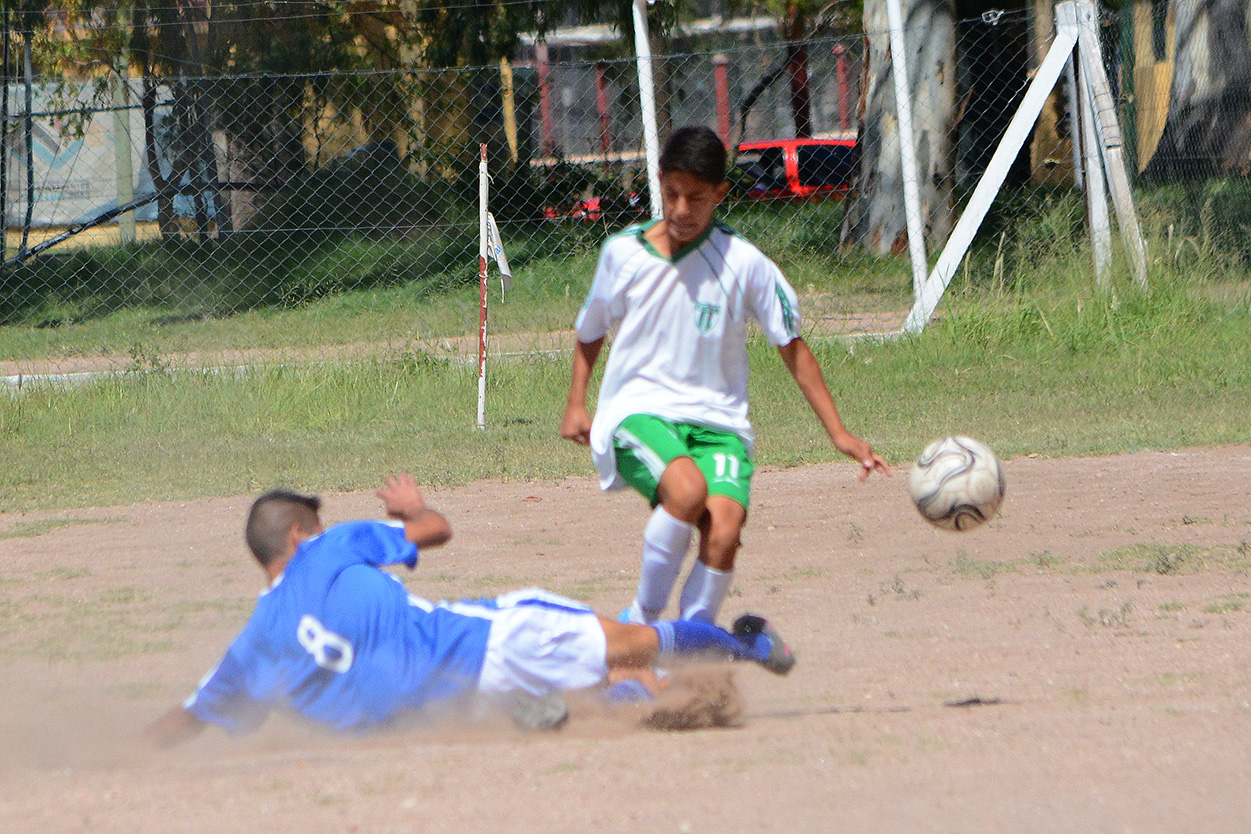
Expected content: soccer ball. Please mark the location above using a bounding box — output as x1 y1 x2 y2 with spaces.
909 436 1006 531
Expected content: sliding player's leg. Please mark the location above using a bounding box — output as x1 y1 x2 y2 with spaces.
598 615 794 677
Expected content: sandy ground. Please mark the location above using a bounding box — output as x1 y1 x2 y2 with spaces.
1 446 1249 833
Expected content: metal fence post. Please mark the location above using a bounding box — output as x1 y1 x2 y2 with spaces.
884 0 929 301
632 0 663 220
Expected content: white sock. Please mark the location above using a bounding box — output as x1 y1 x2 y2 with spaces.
678 561 734 624
627 506 693 623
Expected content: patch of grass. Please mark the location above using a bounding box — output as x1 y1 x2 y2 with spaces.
780 567 830 581
419 572 461 584
950 552 1017 581
1144 672 1202 688
550 574 629 601
101 586 148 605
0 222 1248 512
758 566 815 582
1096 543 1207 575
35 566 91 581
115 682 167 700
1077 601 1134 629
1235 540 1251 569
463 574 533 593
1027 551 1064 571
1203 592 1248 614
167 598 253 616
881 574 921 601
0 517 123 540
0 586 243 661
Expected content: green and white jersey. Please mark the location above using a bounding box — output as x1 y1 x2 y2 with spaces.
576 219 802 491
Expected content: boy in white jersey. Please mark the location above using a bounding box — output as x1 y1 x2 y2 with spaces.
561 125 890 626
145 473 795 747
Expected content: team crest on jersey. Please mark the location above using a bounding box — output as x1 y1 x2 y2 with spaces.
694 302 722 333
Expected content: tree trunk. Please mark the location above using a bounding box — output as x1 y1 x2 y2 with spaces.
841 0 956 256
141 76 181 239
787 44 813 138
222 76 306 231
1141 0 1251 180
785 6 813 139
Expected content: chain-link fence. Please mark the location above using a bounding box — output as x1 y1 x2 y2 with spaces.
2 1 1248 383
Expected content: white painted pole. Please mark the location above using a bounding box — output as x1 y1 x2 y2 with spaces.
1078 53 1112 287
633 0 663 220
477 143 488 431
1063 56 1083 191
902 3 1080 333
883 0 928 299
1074 0 1148 288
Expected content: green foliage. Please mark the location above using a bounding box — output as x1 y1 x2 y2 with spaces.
0 230 479 325
1136 178 1251 273
247 143 461 237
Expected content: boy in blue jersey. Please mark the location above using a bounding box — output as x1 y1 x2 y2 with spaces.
561 125 890 627
146 473 795 747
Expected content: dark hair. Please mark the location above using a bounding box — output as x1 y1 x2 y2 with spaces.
659 125 727 184
245 489 322 566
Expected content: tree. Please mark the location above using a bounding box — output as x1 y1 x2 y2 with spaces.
22 1 367 236
841 0 956 257
1141 0 1251 180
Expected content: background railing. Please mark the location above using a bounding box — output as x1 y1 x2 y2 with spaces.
1 2 1247 382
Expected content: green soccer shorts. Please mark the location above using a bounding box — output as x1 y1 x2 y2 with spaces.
612 414 754 509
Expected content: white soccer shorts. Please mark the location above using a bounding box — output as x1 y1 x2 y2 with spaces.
452 589 609 698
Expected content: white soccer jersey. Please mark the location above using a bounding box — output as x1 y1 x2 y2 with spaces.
576 220 802 491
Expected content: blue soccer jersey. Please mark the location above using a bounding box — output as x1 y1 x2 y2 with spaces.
184 520 492 733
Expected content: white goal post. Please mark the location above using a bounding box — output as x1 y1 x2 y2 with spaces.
901 0 1149 335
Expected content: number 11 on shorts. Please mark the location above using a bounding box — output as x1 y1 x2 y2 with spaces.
713 452 740 482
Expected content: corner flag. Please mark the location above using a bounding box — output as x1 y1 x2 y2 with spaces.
485 212 512 300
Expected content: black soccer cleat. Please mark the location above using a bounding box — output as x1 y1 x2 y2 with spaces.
732 613 796 676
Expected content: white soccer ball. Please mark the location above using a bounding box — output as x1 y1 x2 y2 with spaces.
909 436 1006 531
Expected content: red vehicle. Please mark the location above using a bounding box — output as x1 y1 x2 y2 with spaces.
736 137 857 201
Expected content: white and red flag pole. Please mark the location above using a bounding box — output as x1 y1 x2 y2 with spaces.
476 144 513 429
477 143 489 430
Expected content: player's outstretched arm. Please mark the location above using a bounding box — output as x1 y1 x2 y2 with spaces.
560 338 604 445
145 706 206 749
777 338 890 481
377 473 452 548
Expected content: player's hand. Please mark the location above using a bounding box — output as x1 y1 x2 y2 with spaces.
857 450 891 481
836 436 891 481
145 706 206 750
560 403 593 445
379 474 452 547
377 473 427 519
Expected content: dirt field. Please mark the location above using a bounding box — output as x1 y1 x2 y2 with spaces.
2 446 1249 833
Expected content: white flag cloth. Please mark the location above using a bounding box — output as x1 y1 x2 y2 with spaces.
485 212 512 300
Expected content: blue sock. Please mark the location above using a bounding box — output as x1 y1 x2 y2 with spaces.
600 678 655 704
652 620 766 664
